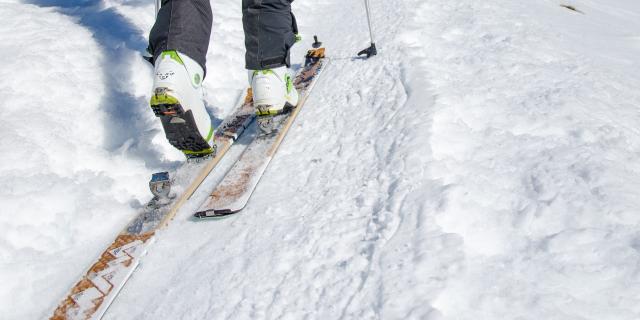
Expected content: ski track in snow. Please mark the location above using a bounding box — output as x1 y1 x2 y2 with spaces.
2 0 640 319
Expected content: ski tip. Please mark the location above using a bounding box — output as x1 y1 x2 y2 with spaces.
193 208 237 219
306 47 325 59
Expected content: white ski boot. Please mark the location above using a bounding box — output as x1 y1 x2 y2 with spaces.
150 50 214 158
248 66 298 116
248 66 298 134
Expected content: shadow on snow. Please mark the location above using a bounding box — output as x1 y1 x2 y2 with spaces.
26 0 178 169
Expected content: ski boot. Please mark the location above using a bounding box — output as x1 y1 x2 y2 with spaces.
150 50 215 158
248 66 298 134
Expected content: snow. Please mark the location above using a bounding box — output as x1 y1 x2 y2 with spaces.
0 2 151 319
2 0 640 319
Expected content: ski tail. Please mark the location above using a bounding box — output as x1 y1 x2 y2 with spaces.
50 89 256 320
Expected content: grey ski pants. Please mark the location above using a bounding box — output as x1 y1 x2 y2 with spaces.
148 0 297 74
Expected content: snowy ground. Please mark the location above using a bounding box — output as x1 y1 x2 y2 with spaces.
2 0 640 319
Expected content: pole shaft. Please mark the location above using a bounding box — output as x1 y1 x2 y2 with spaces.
364 0 375 44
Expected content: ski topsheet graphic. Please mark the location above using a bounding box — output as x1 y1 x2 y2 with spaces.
195 47 327 217
50 91 256 320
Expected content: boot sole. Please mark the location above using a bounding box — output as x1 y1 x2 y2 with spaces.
150 88 214 158
254 102 295 116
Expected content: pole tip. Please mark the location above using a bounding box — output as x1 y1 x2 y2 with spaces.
357 43 377 58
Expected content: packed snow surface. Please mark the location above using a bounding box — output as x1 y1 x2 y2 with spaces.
2 0 640 319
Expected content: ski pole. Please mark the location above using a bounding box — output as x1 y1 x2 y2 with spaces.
357 0 378 58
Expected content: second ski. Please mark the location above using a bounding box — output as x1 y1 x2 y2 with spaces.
195 47 328 217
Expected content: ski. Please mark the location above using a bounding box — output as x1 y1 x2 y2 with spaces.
194 47 328 218
51 90 256 320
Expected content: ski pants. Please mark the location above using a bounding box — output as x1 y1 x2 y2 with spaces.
148 0 297 74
